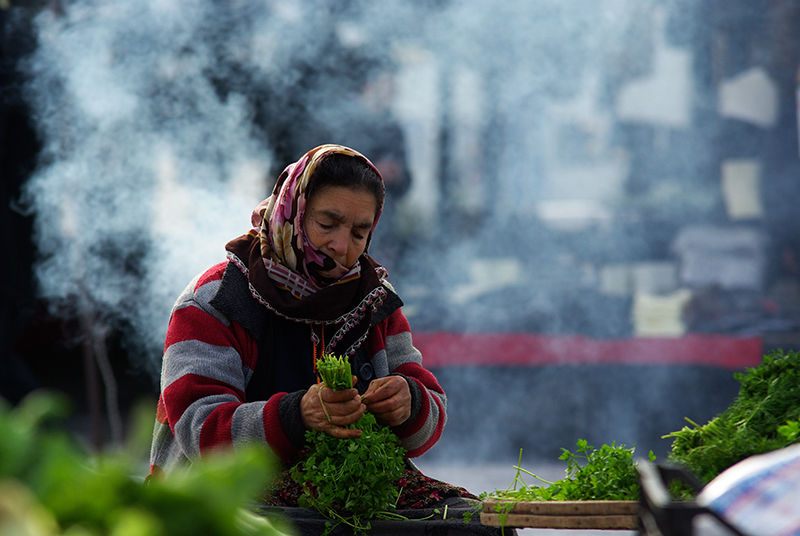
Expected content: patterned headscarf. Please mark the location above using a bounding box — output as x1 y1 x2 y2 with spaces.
224 145 390 356
249 144 383 298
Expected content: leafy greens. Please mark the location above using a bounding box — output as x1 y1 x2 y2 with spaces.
664 348 800 491
291 354 406 535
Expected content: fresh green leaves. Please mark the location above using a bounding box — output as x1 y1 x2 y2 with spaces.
485 442 651 503
779 420 800 442
665 349 800 490
292 413 405 517
294 354 406 535
555 440 650 501
0 392 284 536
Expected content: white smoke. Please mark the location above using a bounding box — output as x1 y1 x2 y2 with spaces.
22 0 275 377
19 0 680 381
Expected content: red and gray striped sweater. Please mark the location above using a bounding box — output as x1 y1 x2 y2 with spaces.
148 261 447 477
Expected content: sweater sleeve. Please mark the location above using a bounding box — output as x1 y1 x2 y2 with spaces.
366 308 447 458
151 263 301 474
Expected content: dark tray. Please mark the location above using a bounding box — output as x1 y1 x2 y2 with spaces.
254 500 515 536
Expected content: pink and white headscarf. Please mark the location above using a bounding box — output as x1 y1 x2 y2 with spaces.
250 144 383 298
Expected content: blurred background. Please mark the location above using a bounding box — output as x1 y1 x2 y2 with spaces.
2 0 800 478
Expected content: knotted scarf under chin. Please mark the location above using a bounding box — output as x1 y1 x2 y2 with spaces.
224 231 389 357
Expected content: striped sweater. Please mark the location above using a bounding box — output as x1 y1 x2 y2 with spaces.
148 261 447 477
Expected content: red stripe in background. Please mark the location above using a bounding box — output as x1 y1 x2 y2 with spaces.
412 332 763 369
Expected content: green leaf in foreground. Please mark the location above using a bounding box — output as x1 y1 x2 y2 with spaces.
0 391 284 536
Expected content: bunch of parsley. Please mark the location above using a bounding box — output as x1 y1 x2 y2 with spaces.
316 353 353 391
292 354 406 535
487 440 652 502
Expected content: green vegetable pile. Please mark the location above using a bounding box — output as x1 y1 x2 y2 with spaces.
0 391 284 536
484 348 800 507
292 353 406 535
664 348 800 492
486 440 653 502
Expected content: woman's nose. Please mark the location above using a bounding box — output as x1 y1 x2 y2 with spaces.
327 229 348 257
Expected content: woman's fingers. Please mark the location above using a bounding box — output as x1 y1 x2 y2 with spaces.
320 386 364 418
362 376 400 403
326 424 362 439
301 384 365 437
363 376 411 427
320 385 360 404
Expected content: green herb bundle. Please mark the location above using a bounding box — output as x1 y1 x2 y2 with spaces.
486 440 652 502
664 349 800 491
316 354 354 391
292 354 406 535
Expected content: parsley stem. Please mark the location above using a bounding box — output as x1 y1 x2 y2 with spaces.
512 465 553 486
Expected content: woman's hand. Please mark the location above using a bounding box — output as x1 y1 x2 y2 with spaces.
301 378 365 439
362 376 411 427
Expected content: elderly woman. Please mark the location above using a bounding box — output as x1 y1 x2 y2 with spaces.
147 144 475 510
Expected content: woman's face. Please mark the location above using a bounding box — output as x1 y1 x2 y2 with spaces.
304 186 378 271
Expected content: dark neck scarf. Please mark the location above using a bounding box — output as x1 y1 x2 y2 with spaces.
224 144 389 356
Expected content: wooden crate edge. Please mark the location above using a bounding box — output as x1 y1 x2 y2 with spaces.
482 499 639 515
480 512 639 530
